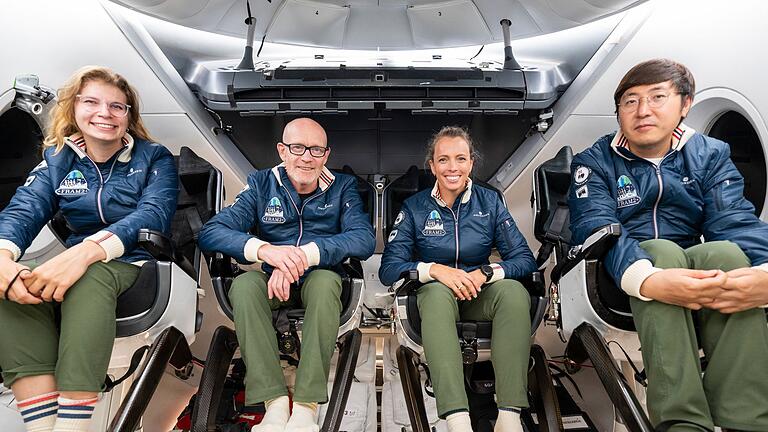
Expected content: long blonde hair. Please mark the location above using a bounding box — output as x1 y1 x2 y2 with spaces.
43 65 153 154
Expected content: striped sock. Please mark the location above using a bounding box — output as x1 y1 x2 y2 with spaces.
52 396 98 432
17 392 59 432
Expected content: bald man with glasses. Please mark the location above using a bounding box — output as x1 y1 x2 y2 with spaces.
199 118 375 432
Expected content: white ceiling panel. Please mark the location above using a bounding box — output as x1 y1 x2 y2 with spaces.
267 0 350 47
407 0 491 48
107 0 647 49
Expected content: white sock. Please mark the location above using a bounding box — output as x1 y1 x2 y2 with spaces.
52 396 98 432
446 411 473 432
252 396 290 432
17 392 58 432
494 407 523 432
284 402 319 432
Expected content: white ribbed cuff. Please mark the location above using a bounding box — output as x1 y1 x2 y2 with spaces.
487 263 505 284
244 237 270 264
751 264 768 308
620 259 662 301
416 262 436 283
299 242 321 267
0 239 22 261
84 230 125 262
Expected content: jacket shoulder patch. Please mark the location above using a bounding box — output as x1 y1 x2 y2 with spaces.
574 165 592 185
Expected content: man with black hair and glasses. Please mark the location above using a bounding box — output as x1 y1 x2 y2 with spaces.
569 58 768 432
199 118 375 432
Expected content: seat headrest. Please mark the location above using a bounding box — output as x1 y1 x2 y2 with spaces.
533 146 574 245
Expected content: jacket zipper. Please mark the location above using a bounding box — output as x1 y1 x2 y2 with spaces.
84 157 107 224
651 153 672 239
282 185 328 247
714 184 724 211
443 197 463 268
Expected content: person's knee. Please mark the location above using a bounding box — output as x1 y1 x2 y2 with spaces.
640 239 688 269
301 269 342 307
489 280 530 313
229 271 268 305
418 282 455 303
707 240 750 270
65 262 119 300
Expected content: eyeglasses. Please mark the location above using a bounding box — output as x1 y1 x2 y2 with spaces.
76 95 131 118
281 143 329 158
618 92 683 113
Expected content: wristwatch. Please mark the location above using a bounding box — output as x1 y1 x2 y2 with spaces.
480 264 494 282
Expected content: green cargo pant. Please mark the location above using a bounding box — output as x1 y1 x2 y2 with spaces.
631 239 768 431
417 279 531 418
0 261 139 391
229 269 342 404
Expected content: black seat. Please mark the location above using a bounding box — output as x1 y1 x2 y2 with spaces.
45 146 222 431
533 146 653 431
196 168 373 432
332 165 377 231
385 166 561 432
384 166 547 344
47 146 220 336
532 146 633 331
209 168 375 324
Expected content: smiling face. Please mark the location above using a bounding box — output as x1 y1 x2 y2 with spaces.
277 118 330 194
618 80 691 158
429 135 474 200
74 80 129 150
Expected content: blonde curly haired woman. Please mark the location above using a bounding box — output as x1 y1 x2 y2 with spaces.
0 66 178 431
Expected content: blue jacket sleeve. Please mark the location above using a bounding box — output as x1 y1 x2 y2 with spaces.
492 198 537 279
102 146 178 255
0 159 58 260
379 206 419 286
198 177 261 263
568 151 652 286
312 177 376 266
701 143 768 264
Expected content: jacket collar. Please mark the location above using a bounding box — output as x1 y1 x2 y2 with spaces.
65 133 134 163
270 163 335 192
610 122 695 160
431 178 473 207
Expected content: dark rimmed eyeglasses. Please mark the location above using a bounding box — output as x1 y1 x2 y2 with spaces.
280 142 329 158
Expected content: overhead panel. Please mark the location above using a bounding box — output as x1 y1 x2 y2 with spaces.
267 0 350 47
107 0 647 49
344 5 413 49
407 0 491 48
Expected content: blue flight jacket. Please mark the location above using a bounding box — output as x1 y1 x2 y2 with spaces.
568 124 768 295
198 164 375 275
379 180 537 286
0 133 178 263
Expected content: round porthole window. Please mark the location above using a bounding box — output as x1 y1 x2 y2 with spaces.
708 111 765 215
0 106 44 211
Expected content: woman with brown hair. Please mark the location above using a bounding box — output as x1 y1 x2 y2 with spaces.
380 126 536 432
